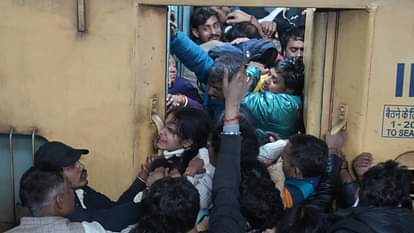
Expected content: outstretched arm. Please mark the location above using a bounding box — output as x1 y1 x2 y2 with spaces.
171 31 214 84
209 66 252 233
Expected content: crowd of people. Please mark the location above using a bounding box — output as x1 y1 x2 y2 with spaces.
5 6 414 233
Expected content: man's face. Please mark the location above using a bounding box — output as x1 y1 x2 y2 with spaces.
192 16 222 43
157 113 184 151
285 38 304 59
265 68 287 94
281 143 296 178
63 161 88 189
207 80 224 100
60 178 75 215
54 177 76 216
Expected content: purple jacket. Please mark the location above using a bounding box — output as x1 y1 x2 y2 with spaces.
169 76 202 109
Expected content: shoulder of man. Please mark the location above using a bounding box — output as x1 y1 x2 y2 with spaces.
81 186 115 209
68 221 86 233
327 208 376 233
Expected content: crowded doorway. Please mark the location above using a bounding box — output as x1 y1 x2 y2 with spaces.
165 6 310 143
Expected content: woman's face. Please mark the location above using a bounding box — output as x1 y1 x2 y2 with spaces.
157 113 188 151
168 55 177 87
265 68 287 94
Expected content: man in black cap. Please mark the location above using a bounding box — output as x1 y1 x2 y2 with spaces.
34 141 146 232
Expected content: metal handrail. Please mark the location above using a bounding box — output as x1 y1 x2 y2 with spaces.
31 128 37 163
9 127 16 223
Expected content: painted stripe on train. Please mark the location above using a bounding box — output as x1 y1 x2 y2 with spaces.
395 63 405 97
410 63 414 97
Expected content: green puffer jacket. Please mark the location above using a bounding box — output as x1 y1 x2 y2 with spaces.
241 92 302 141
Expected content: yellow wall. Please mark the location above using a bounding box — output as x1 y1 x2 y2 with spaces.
333 0 414 162
364 0 414 161
0 0 166 199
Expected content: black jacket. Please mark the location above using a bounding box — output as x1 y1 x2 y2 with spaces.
302 153 341 213
327 206 414 233
66 178 146 231
208 135 246 233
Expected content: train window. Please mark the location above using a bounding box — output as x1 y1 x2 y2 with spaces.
0 130 47 231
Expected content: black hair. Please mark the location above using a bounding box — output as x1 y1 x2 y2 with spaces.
280 26 305 55
207 55 245 84
359 160 412 209
241 159 272 181
251 47 278 69
240 176 284 231
155 107 211 174
190 7 221 41
224 22 262 42
129 215 171 233
287 134 328 178
275 57 305 96
210 109 259 164
277 205 323 233
19 166 65 217
141 177 200 233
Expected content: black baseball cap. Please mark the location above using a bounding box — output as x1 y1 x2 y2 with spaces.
34 141 89 168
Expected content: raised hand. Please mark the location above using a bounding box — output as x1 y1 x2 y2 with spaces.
352 152 373 180
226 11 252 24
222 65 252 123
260 21 277 39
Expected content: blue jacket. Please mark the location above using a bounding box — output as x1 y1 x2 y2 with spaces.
171 32 214 84
285 177 320 206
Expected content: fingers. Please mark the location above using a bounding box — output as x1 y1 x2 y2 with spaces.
230 37 250 45
264 131 280 142
184 167 195 176
169 22 177 37
354 152 373 163
269 22 277 37
226 12 250 24
226 13 239 24
168 168 181 177
261 23 269 35
222 67 229 90
166 94 173 106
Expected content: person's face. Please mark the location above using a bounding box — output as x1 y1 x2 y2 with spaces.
55 178 75 216
248 61 269 76
207 80 224 100
285 38 304 59
157 113 191 151
63 161 88 189
192 16 222 43
209 6 230 24
281 143 302 179
61 178 75 214
281 143 295 178
168 55 177 86
265 68 287 94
